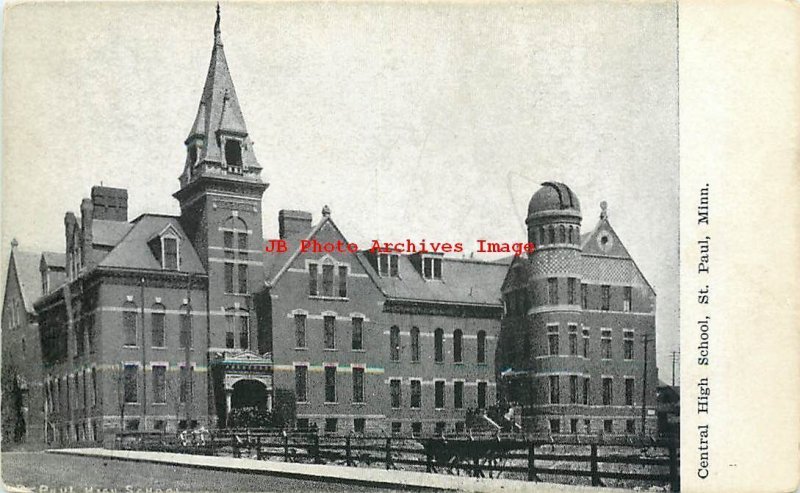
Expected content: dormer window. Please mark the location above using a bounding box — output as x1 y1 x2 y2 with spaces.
162 236 179 270
378 253 399 277
422 256 442 280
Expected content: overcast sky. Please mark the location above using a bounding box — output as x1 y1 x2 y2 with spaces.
2 1 679 380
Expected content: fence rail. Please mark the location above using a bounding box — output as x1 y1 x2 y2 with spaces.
114 429 679 491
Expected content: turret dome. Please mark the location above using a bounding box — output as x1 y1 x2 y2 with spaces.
527 181 581 216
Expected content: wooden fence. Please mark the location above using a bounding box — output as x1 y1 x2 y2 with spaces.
115 429 679 491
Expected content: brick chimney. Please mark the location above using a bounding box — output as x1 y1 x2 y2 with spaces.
80 198 94 268
278 210 312 241
91 186 128 221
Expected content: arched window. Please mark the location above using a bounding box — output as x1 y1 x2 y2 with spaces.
179 303 192 349
390 326 400 361
453 329 463 363
151 303 166 348
410 327 420 362
548 226 556 244
539 227 546 245
568 227 574 245
222 216 249 294
122 301 137 347
434 328 444 363
559 225 566 244
477 330 487 363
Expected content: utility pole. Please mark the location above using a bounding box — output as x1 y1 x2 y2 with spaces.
140 277 147 429
184 274 193 428
641 334 651 435
671 351 680 387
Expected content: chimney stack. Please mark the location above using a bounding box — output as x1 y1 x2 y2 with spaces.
278 210 312 241
91 186 128 221
80 198 94 268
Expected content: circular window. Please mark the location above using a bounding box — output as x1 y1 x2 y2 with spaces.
596 230 614 252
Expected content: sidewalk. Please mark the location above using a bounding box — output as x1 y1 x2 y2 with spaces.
48 448 635 493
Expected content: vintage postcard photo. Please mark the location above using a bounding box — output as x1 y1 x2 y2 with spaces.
1 1 796 492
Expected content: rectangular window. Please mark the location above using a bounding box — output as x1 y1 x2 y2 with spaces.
570 375 578 404
411 422 422 435
568 278 576 305
583 377 590 405
237 264 248 294
601 285 610 311
295 366 307 402
325 418 337 433
123 311 137 346
434 381 445 409
308 263 318 296
602 377 613 405
180 366 193 403
582 328 590 358
389 254 399 277
391 422 402 434
324 316 336 350
163 238 178 270
581 283 588 309
626 419 636 433
296 418 309 431
604 419 613 433
548 325 559 355
353 368 365 403
585 419 591 434
152 365 166 404
548 278 558 304
478 381 487 409
410 380 421 408
624 330 634 360
225 328 235 349
390 379 401 408
455 422 465 434
354 418 366 434
623 286 632 312
324 366 337 403
453 381 464 409
224 231 234 249
224 263 234 293
180 313 192 348
568 325 578 355
123 365 138 403
601 329 612 359
237 232 248 252
550 419 560 434
390 327 400 361
239 316 249 349
435 422 446 435
423 257 443 280
625 378 635 406
338 265 348 297
151 312 165 347
570 418 578 434
378 254 389 277
91 368 97 407
549 375 560 404
295 314 306 348
322 264 334 296
351 317 363 350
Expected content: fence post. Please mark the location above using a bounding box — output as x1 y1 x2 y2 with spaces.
590 444 600 486
346 435 353 466
669 441 680 492
283 432 289 462
527 442 536 481
313 432 321 463
385 437 392 470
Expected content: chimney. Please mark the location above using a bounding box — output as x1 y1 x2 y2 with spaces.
91 186 128 221
80 198 94 267
278 210 312 241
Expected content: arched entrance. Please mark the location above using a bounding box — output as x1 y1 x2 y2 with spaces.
231 379 269 409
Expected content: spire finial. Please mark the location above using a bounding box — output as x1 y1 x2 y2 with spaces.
10 238 18 249
322 205 331 217
600 201 608 220
214 2 222 46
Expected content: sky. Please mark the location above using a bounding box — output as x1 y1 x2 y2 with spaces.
2 1 679 381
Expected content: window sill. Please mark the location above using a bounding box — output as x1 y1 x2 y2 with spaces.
323 348 338 352
152 402 167 406
308 295 350 302
152 346 167 350
223 292 251 297
296 401 309 405
352 349 366 353
352 401 366 406
294 347 308 351
323 401 339 405
122 345 139 349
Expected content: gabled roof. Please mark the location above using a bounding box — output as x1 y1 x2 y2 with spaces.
41 251 65 269
98 215 205 274
9 249 44 312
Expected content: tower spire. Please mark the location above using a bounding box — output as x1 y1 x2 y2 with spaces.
214 2 222 46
